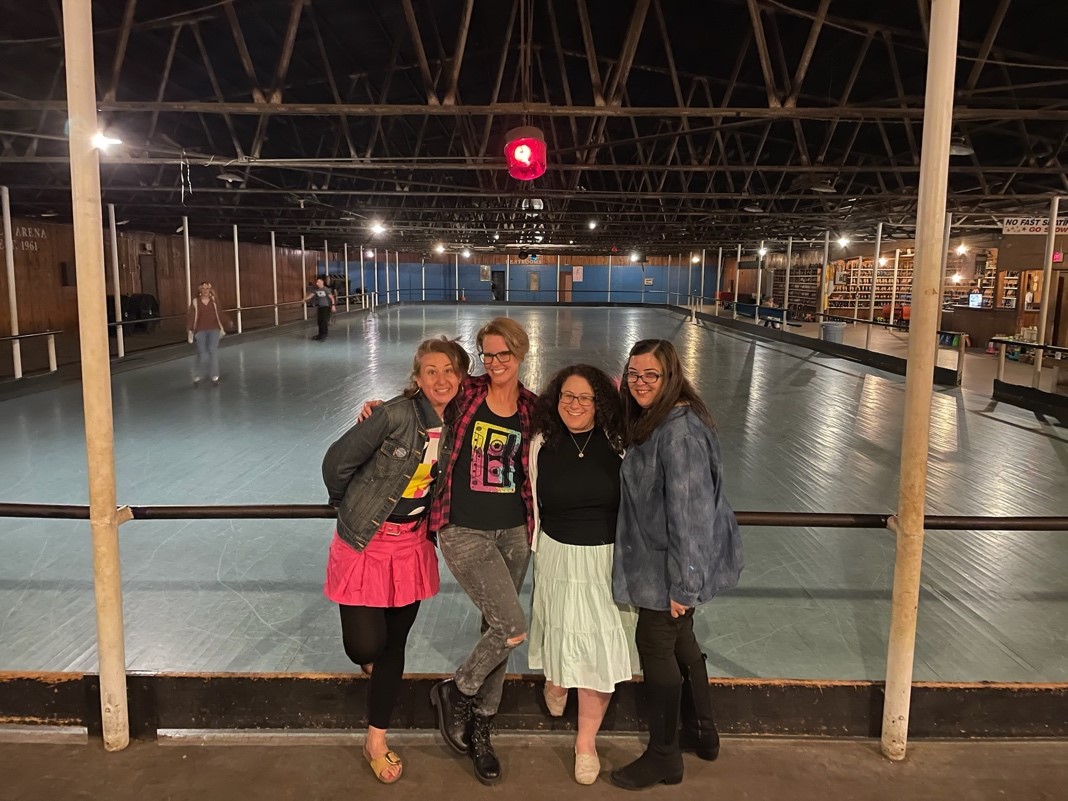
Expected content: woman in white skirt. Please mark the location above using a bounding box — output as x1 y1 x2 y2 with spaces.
528 364 637 785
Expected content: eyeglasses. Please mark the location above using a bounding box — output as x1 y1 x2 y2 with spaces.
559 391 595 407
479 349 514 365
625 371 662 385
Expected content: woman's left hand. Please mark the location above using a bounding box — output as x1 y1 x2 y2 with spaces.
670 600 689 618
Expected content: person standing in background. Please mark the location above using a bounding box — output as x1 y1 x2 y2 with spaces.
305 276 336 341
186 281 232 386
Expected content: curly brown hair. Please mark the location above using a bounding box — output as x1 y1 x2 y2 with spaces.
620 338 715 444
402 336 471 400
533 364 626 452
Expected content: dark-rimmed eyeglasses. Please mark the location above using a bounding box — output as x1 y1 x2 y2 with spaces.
479 349 514 364
625 370 662 385
559 391 595 407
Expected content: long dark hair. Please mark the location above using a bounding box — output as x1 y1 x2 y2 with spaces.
620 339 715 444
534 364 626 451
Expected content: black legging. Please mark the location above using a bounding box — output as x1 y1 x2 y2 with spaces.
339 602 420 730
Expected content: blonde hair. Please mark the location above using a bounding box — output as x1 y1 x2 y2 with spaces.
197 282 216 301
403 336 471 398
476 317 530 361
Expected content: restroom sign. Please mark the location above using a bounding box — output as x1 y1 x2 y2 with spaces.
1001 217 1068 235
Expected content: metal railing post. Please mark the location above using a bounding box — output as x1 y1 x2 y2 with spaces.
47 333 57 372
732 245 741 319
997 343 1007 381
107 203 125 358
300 235 308 320
1033 196 1062 385
3 186 23 379
271 232 279 326
233 225 242 333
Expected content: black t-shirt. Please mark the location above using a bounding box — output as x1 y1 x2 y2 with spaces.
449 400 527 530
537 427 622 547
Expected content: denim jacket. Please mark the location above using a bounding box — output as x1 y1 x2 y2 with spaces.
322 394 446 551
613 406 743 610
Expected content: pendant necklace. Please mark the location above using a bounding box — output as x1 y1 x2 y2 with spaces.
568 428 595 458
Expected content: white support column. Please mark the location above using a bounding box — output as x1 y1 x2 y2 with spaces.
607 254 612 302
688 251 694 305
866 222 884 349
360 247 366 307
889 249 901 325
300 235 307 320
394 250 400 303
699 248 706 306
882 0 961 763
182 216 191 308
557 255 562 302
756 240 765 305
374 249 380 305
732 245 741 319
271 231 279 326
384 247 391 305
107 204 125 358
343 243 350 312
61 0 128 750
2 186 22 379
454 254 460 302
1033 196 1062 385
233 225 242 333
421 257 426 302
820 231 831 316
505 254 511 302
783 237 793 321
715 246 723 315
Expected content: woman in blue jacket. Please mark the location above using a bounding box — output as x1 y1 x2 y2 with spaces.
610 338 743 791
322 336 469 784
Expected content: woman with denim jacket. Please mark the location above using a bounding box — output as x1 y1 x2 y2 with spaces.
610 339 744 791
322 336 469 784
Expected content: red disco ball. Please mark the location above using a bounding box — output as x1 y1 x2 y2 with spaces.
504 126 547 181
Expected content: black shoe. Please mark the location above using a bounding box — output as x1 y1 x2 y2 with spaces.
679 654 720 761
430 679 474 755
469 713 501 786
609 682 684 790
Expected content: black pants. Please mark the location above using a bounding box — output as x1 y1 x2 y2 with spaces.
316 306 331 338
635 607 703 687
339 602 420 729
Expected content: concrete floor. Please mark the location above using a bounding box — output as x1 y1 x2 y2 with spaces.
2 735 1066 801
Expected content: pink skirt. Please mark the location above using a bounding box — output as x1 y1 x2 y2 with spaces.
323 519 440 608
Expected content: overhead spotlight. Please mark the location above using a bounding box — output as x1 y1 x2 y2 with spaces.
371 221 386 235
493 233 500 241
955 243 968 255
40 210 59 218
91 131 122 151
878 257 888 266
216 170 243 183
811 180 837 194
949 134 974 157
588 220 598 230
630 251 640 263
434 243 445 254
518 249 530 260
115 219 129 226
462 248 471 258
365 249 374 258
569 240 575 245
951 273 963 283
743 203 765 213
758 247 768 257
837 236 850 248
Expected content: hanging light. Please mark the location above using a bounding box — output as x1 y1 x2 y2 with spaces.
743 203 765 213
216 170 243 183
837 236 850 248
365 249 374 258
462 248 471 258
630 252 640 263
758 246 768 257
588 220 598 230
811 179 837 194
949 134 974 157
370 221 386 235
691 255 700 264
504 126 547 181
434 243 445 254
955 243 968 255
91 131 122 151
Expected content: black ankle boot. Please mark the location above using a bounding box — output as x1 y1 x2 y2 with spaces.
430 679 474 755
469 713 502 785
679 655 720 761
610 682 684 790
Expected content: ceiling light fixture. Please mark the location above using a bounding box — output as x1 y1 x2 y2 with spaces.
811 180 837 194
588 220 598 230
91 131 122 151
462 248 471 258
758 247 768 257
743 203 764 213
216 170 243 183
949 134 974 157
837 236 850 248
434 243 445 254
691 255 700 264
955 244 968 255
40 210 59 218
630 251 640 263
365 249 374 258
371 222 386 235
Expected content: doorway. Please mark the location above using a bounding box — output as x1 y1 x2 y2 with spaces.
491 269 506 301
559 270 573 302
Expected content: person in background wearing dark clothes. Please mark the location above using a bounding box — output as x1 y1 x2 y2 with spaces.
322 336 470 784
305 276 336 340
610 338 743 791
527 364 636 785
185 281 233 386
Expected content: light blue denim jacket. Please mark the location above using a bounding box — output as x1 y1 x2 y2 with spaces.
612 406 743 610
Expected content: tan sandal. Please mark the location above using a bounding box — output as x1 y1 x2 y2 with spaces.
363 745 403 784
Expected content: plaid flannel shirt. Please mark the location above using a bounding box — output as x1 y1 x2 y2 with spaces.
429 373 539 542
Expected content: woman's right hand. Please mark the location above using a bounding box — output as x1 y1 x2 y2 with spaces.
358 399 384 422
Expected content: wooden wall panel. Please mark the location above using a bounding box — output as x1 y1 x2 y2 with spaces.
0 219 78 333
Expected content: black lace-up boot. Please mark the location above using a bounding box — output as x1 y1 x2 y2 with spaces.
430 679 474 755
469 713 502 785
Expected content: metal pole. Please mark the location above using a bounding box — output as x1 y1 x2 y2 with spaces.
820 231 831 316
732 245 741 319
882 0 961 763
61 0 128 750
997 342 1007 381
755 241 764 305
300 235 307 320
889 249 901 326
394 250 400 303
384 245 391 305
374 249 380 305
557 254 562 302
936 213 953 329
607 254 612 302
1032 196 1062 386
2 186 22 379
233 225 242 333
866 223 884 349
271 231 279 326
182 216 191 308
783 237 793 323
454 254 459 302
688 251 694 304
715 246 723 315
505 254 511 302
421 256 426 302
699 248 706 306
360 247 366 307
343 243 350 312
106 204 125 358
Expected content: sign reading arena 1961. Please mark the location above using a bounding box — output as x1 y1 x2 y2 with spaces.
1001 217 1068 235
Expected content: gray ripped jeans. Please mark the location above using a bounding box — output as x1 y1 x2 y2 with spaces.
438 523 531 716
